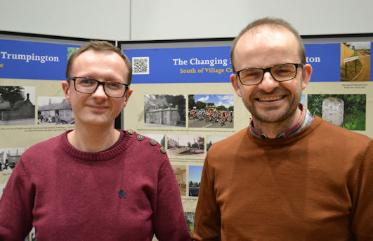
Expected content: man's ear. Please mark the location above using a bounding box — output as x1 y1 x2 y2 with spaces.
125 88 133 102
230 73 242 97
61 80 71 102
301 64 312 90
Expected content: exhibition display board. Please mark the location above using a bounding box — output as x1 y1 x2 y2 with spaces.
0 35 88 239
121 38 373 232
1 32 372 237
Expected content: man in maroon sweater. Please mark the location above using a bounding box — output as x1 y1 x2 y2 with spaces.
192 18 373 240
0 41 190 241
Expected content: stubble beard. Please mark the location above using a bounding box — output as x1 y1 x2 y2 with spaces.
244 94 300 124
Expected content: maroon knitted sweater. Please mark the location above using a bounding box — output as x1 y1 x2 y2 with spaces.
0 130 190 241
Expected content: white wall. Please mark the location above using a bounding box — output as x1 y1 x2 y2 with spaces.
0 0 131 40
0 0 372 41
131 0 373 40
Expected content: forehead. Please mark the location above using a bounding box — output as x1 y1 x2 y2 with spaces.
71 49 128 79
234 26 300 67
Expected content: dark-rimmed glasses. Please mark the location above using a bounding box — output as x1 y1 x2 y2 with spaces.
235 63 303 86
68 77 129 98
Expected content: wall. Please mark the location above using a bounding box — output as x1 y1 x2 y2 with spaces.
0 0 131 40
0 0 372 41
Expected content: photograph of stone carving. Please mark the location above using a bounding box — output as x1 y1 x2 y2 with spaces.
144 94 186 127
0 86 35 125
307 94 366 130
340 42 370 81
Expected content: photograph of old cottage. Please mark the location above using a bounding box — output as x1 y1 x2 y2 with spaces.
144 94 186 127
37 96 74 124
0 86 35 125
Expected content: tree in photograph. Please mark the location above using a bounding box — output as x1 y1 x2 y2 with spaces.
0 86 25 108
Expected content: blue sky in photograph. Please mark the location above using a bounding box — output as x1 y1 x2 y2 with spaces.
189 165 203 183
193 94 233 107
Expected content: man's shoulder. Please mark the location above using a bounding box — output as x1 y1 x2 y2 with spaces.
125 130 167 158
208 128 249 153
315 117 371 143
24 132 64 155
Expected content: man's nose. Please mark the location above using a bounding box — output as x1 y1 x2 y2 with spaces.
258 71 279 92
92 84 108 97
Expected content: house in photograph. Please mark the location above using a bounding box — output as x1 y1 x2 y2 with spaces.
145 104 181 126
144 94 186 127
38 98 73 124
0 93 34 121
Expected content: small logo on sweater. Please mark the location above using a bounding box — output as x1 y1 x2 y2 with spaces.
118 189 127 199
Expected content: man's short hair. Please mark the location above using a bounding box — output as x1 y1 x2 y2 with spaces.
66 41 132 84
230 17 306 72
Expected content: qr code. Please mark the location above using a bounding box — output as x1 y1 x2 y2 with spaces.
132 57 149 75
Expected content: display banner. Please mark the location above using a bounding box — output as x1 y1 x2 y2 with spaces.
0 39 79 80
125 46 232 83
304 43 340 82
125 43 372 84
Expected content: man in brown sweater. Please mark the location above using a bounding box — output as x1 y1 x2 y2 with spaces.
192 17 373 241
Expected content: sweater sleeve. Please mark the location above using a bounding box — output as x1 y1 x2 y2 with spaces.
153 156 191 241
351 140 373 241
192 155 220 241
0 158 34 241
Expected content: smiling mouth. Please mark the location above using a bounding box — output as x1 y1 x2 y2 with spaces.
256 95 286 102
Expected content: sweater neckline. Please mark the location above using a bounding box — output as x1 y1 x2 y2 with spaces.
247 116 323 146
61 130 132 161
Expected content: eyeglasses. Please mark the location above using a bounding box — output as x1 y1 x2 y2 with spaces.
68 77 129 98
235 63 303 86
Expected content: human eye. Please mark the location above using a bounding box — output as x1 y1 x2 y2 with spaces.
240 68 262 80
105 82 123 90
273 64 295 77
77 78 97 87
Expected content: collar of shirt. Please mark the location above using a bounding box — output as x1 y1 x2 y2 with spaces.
249 104 314 139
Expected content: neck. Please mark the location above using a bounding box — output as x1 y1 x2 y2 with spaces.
67 123 120 152
252 108 303 139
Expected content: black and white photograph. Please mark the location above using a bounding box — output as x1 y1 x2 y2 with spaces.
144 94 186 127
37 96 74 125
0 147 25 173
0 86 35 125
0 147 25 197
188 94 234 128
167 134 204 158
